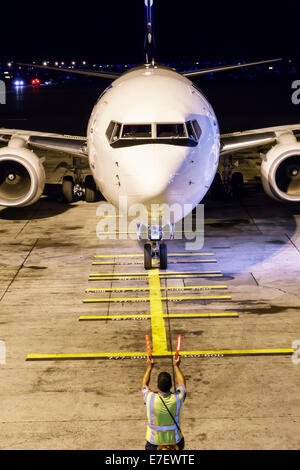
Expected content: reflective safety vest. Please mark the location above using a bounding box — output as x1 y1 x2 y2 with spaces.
145 391 184 445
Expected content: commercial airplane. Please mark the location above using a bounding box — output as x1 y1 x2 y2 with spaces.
1 0 300 269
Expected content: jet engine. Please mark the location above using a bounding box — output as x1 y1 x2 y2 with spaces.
261 132 300 202
0 137 45 207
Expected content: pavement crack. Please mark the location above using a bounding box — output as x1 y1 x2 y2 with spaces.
0 238 39 303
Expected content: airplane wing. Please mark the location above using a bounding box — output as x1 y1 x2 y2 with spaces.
18 63 121 80
181 58 282 77
0 128 87 156
220 123 300 155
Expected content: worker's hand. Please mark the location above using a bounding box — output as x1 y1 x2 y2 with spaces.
147 356 154 367
173 355 181 367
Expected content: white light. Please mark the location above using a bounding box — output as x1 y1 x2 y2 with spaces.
55 62 59 66
82 61 86 65
7 62 12 67
61 62 65 65
72 61 76 65
43 61 47 66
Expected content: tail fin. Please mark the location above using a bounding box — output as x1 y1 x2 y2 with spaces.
144 0 155 64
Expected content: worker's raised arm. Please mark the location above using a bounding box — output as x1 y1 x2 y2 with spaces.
142 357 154 388
173 356 185 387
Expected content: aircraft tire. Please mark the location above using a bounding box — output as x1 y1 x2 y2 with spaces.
159 243 168 270
84 175 98 202
144 243 152 270
62 176 74 202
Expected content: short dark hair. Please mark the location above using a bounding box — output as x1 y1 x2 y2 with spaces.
157 372 172 393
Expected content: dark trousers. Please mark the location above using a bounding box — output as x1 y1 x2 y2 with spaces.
145 437 185 451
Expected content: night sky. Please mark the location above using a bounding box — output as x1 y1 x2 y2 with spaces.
1 0 300 63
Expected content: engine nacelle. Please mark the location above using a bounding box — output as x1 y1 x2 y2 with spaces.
261 133 300 202
0 138 45 207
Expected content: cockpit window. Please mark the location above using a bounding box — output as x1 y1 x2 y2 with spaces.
185 120 202 141
156 124 186 138
106 121 122 143
112 122 122 141
186 121 197 141
105 121 116 141
106 120 201 148
122 124 152 138
192 120 202 140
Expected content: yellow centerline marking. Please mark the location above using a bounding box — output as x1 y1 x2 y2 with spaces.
148 268 168 355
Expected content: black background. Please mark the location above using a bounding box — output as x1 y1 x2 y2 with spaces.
1 0 300 63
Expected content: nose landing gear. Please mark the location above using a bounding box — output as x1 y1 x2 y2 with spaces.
142 225 170 270
143 241 168 270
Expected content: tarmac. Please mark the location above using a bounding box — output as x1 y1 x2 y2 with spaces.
0 149 300 449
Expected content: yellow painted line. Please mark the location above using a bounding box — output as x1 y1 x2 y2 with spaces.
26 348 295 361
79 315 153 321
92 259 217 265
26 352 148 361
180 349 295 357
85 285 228 293
169 253 214 257
167 312 238 318
88 274 224 281
89 270 221 276
83 297 150 303
101 214 123 218
148 268 168 355
163 295 231 301
93 253 215 258
82 295 231 303
79 312 239 321
97 230 204 235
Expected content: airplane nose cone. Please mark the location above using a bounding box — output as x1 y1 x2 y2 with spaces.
120 145 185 203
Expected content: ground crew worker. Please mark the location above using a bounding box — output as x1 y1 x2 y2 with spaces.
141 356 186 450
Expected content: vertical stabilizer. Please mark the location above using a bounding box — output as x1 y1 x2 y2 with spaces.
144 0 155 64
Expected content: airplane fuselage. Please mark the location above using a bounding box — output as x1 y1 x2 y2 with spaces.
87 64 220 223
